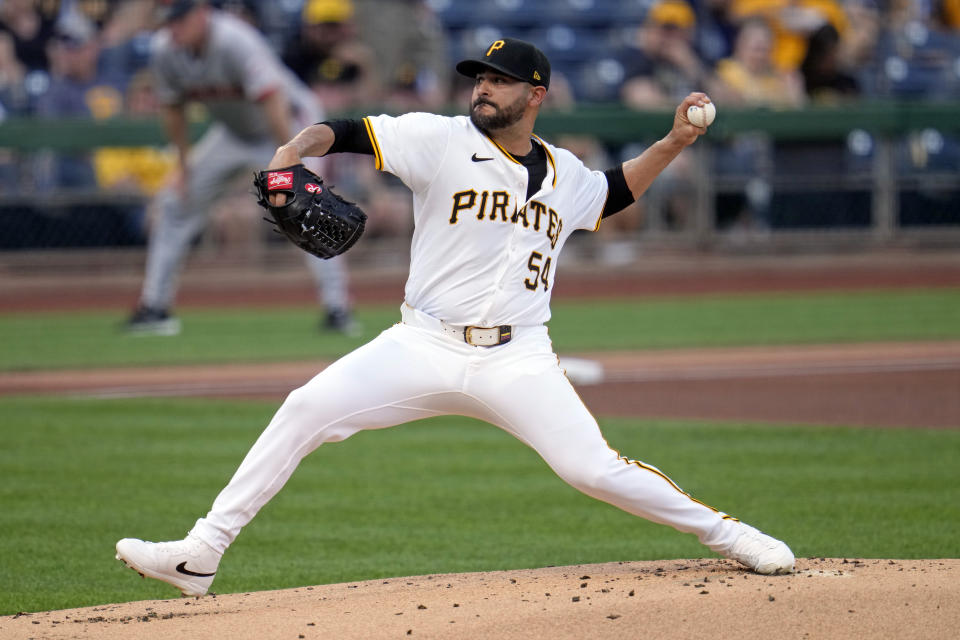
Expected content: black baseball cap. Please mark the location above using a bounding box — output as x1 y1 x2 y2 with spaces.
155 0 204 23
456 37 551 90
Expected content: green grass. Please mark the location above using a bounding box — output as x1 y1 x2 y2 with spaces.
551 288 960 350
1 288 958 371
1 396 958 615
1 287 958 614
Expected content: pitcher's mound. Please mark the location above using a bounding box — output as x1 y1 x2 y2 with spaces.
3 558 957 639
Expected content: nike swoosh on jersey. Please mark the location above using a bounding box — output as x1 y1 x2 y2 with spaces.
176 561 216 577
471 153 494 162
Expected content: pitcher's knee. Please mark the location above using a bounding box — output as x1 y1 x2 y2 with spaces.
270 386 348 443
279 385 314 416
556 464 616 498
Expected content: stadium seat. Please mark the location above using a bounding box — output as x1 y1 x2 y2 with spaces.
872 27 960 99
429 0 479 29
570 56 626 102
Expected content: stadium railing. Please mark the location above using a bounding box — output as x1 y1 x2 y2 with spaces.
0 101 958 257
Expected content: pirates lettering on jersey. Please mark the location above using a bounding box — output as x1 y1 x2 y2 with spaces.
449 190 563 249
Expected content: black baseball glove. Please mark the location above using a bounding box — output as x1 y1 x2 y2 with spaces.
253 164 366 260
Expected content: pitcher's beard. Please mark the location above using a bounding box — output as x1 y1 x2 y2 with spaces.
470 94 527 131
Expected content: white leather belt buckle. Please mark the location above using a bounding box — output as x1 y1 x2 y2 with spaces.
464 325 512 347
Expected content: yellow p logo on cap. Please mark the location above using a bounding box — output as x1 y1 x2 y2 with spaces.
486 40 505 57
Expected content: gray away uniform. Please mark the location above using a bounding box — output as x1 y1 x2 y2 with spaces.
140 10 348 314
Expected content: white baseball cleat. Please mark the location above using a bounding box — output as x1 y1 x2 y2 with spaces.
116 534 221 597
720 522 796 575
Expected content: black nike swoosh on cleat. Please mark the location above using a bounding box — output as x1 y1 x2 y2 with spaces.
176 561 216 577
471 153 494 162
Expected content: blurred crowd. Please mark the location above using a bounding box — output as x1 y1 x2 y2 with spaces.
3 0 958 119
2 0 958 132
0 0 455 121
0 0 958 250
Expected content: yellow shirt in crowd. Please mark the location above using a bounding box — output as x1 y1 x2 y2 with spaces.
730 0 848 71
93 147 176 196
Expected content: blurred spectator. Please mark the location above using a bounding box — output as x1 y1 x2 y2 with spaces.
88 67 175 247
693 0 740 66
800 23 860 103
0 31 28 114
93 69 175 197
99 0 154 46
0 30 26 185
38 12 125 116
351 0 450 108
97 0 155 83
276 0 451 244
886 0 923 28
17 9 149 246
283 0 408 241
711 18 804 236
621 0 711 108
712 17 805 106
73 0 116 26
33 12 124 190
838 0 880 73
282 0 379 111
728 0 849 72
619 0 709 232
938 0 960 29
0 0 57 72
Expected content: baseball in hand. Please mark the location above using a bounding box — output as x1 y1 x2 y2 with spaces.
686 101 716 128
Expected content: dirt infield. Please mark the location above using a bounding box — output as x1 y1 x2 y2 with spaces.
2 249 958 637
3 559 957 640
3 250 960 427
3 247 960 312
4 341 959 428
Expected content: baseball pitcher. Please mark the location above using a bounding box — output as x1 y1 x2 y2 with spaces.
117 37 794 597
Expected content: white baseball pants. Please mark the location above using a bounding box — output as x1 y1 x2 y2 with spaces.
191 304 742 555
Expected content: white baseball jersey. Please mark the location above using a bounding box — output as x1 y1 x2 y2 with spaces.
364 113 608 327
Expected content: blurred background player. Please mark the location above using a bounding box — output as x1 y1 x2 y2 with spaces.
126 0 356 335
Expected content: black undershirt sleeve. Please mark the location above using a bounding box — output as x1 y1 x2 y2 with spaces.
601 164 636 219
319 119 374 155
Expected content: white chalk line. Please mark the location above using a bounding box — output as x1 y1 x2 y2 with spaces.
602 359 960 383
